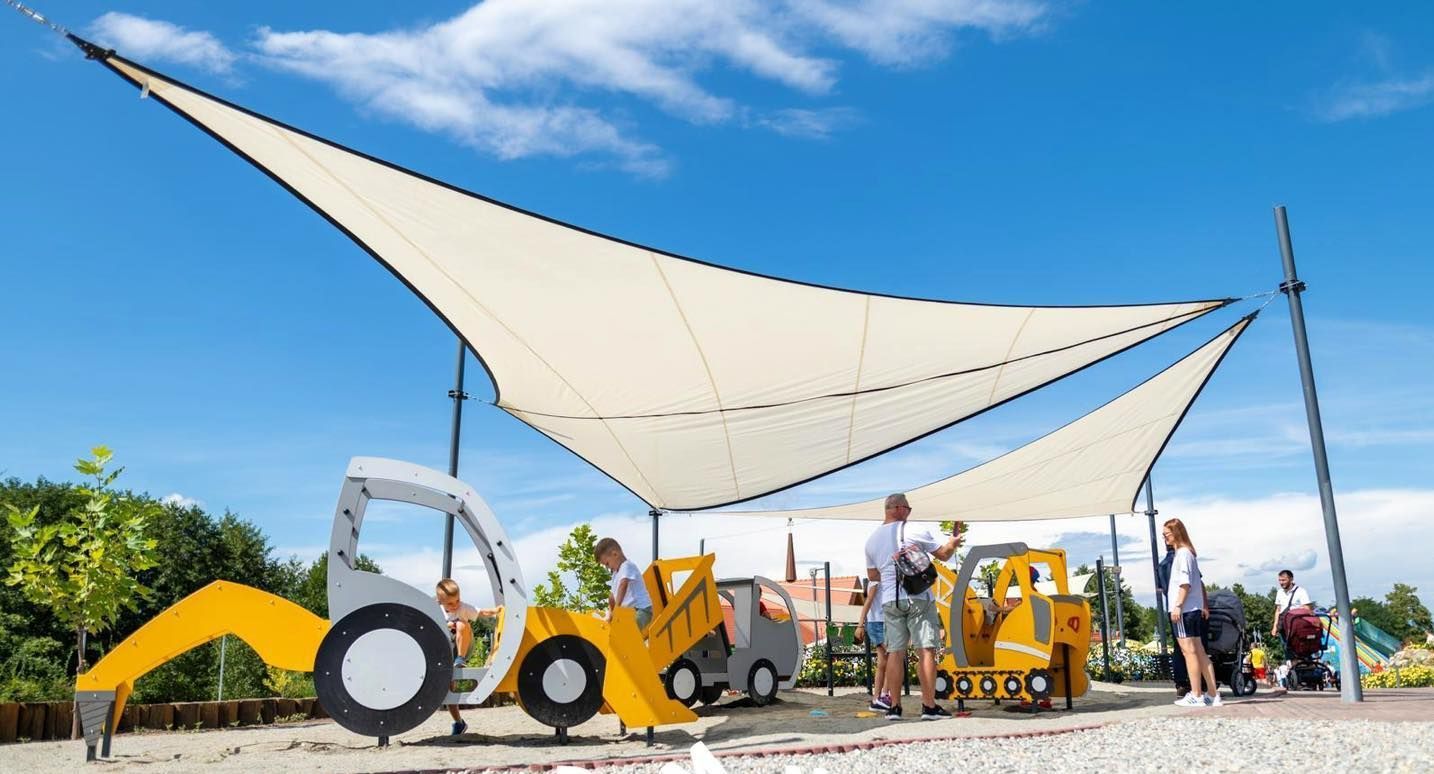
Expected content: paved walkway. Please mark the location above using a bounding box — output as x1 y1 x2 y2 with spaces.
1208 687 1434 721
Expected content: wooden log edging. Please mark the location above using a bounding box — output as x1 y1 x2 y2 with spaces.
0 696 329 744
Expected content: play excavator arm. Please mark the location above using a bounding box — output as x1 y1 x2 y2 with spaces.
74 581 330 759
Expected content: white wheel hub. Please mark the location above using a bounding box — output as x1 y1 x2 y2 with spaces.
542 658 587 704
753 665 775 696
341 629 427 710
1031 675 1049 692
672 667 697 700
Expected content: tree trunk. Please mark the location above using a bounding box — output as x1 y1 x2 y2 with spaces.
71 626 87 740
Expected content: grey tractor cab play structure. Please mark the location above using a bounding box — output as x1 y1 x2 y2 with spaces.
662 576 805 707
317 457 531 744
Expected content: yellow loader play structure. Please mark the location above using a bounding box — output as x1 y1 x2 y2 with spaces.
929 543 1091 708
74 458 721 760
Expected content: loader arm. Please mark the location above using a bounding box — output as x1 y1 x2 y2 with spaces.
74 581 329 758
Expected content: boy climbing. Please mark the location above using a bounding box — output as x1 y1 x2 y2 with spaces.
436 578 499 735
594 537 654 631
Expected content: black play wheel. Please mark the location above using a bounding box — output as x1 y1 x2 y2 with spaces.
699 684 726 705
933 670 954 700
954 674 975 698
314 603 452 737
516 635 607 728
1024 669 1054 701
979 674 997 697
1003 674 1024 698
747 659 779 706
664 658 702 707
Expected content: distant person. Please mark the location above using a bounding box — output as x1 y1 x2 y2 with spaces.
864 493 962 721
1156 539 1191 696
435 578 499 735
594 537 654 631
1250 641 1268 685
1163 518 1219 707
855 585 892 712
1271 569 1311 638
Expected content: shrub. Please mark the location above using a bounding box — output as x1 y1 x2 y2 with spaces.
1086 644 1161 682
1362 665 1434 689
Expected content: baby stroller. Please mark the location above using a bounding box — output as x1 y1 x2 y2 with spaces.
1281 608 1338 691
1203 590 1257 696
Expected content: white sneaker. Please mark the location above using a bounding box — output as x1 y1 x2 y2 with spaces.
1173 693 1205 707
1205 693 1223 707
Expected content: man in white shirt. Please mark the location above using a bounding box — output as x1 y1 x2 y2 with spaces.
1271 569 1312 637
864 493 961 721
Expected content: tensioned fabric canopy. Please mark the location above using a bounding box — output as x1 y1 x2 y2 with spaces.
81 43 1231 511
715 316 1252 522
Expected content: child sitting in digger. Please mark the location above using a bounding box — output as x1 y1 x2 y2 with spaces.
594 537 654 631
436 578 500 735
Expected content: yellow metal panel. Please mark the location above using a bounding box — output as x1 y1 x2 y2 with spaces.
643 554 721 671
494 607 697 727
75 581 330 732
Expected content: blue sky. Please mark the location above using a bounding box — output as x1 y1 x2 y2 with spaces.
3 2 1432 612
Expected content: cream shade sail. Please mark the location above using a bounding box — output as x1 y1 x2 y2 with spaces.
81 44 1232 511
717 317 1252 522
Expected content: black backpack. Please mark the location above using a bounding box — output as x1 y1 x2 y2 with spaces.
893 521 938 596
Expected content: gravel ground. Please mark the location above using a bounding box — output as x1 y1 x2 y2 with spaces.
571 718 1434 774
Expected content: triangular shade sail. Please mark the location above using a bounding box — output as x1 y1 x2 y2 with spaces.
716 316 1251 522
84 45 1230 511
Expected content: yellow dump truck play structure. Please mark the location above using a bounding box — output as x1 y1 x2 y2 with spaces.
930 543 1091 707
74 457 722 759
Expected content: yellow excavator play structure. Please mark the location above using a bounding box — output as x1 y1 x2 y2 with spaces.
74 458 722 760
929 543 1091 708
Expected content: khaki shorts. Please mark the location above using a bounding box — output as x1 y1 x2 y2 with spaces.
634 606 654 631
882 598 941 651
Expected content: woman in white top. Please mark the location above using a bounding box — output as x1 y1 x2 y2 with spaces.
1162 518 1221 707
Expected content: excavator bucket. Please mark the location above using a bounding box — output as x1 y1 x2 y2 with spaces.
74 581 329 760
642 554 723 671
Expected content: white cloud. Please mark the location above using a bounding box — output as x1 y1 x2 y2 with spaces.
1315 72 1434 122
756 107 860 138
236 0 1045 176
89 12 237 74
160 492 203 509
790 0 1048 66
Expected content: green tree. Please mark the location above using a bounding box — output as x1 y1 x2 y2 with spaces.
1383 583 1433 644
977 560 1002 596
5 447 160 735
5 447 159 676
531 524 610 612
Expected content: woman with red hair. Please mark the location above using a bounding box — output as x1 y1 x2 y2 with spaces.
1162 518 1220 707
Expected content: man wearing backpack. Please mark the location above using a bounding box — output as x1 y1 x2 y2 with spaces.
864 493 962 721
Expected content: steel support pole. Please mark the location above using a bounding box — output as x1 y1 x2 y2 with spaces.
217 634 228 702
824 561 834 697
1274 205 1362 702
442 338 468 579
650 509 661 562
1096 558 1112 681
1109 514 1126 647
1144 477 1170 673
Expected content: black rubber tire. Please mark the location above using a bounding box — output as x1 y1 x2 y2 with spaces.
933 670 953 700
314 603 452 738
664 658 702 708
699 684 726 706
516 635 607 729
746 659 779 706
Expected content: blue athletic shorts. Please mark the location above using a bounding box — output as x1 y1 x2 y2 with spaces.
866 621 886 647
